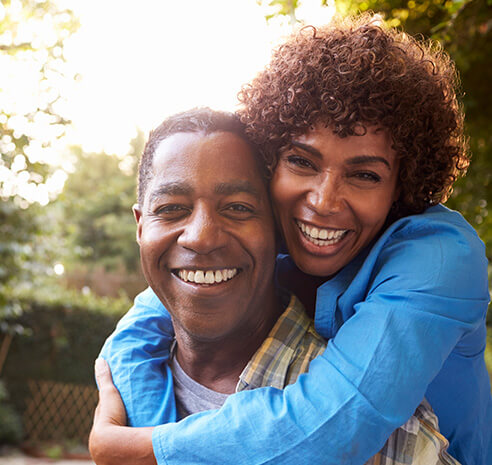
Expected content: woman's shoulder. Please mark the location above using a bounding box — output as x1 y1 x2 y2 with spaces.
365 204 489 303
388 204 480 240
377 204 485 261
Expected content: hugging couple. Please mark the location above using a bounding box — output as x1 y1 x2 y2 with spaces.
89 14 491 465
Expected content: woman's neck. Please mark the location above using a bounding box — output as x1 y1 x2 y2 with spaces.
277 266 327 318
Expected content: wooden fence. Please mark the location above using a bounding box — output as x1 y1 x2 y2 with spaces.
23 379 98 443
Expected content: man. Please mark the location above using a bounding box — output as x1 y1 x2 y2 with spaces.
90 108 459 465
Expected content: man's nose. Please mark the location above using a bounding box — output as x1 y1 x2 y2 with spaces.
306 173 345 216
176 206 226 254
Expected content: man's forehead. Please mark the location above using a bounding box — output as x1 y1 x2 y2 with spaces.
143 130 269 209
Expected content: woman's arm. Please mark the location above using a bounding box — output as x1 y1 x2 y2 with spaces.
90 358 156 465
99 287 178 426
99 210 490 465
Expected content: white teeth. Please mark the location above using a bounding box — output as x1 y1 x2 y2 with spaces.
205 270 214 284
195 271 205 283
175 268 238 285
296 220 347 246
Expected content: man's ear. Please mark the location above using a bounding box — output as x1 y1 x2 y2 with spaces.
132 204 143 245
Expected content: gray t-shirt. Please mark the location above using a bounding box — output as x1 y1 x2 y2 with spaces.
170 354 228 419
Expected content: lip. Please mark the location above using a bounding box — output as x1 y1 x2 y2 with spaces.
293 219 352 257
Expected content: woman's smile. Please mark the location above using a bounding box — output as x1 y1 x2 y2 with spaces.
295 220 349 246
271 123 400 277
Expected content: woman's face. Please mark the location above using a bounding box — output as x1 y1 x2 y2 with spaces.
270 123 400 277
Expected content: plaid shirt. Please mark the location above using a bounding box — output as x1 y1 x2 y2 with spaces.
236 292 461 465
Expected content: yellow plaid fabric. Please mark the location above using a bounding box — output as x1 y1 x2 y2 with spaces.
236 292 325 391
237 292 460 465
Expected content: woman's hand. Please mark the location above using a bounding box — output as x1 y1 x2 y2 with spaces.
89 358 156 465
93 358 127 427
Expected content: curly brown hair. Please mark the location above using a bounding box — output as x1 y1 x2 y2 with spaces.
237 13 469 218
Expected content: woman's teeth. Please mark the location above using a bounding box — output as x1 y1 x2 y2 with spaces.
177 268 238 284
296 220 347 246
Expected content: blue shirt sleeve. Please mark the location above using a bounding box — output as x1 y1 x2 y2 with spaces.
150 211 489 465
104 208 490 464
99 287 178 426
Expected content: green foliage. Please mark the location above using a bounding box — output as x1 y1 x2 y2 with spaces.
56 133 144 272
486 325 492 382
0 0 78 200
0 0 78 331
258 0 300 23
0 200 42 334
0 380 23 444
44 444 64 460
2 285 129 413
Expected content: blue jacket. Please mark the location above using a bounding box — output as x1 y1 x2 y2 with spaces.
101 205 491 465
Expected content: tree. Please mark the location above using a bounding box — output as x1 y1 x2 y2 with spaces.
0 0 78 332
57 131 144 274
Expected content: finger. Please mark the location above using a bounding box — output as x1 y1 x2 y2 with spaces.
94 358 127 426
95 358 113 389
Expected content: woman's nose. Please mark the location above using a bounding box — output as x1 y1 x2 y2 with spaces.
306 174 345 216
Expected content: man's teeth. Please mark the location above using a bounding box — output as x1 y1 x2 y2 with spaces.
177 268 238 284
296 221 347 246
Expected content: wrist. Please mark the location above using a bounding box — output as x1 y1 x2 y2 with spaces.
90 425 156 465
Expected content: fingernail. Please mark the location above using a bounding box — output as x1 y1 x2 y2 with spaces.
95 358 107 375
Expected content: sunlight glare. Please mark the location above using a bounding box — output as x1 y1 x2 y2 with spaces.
63 0 281 154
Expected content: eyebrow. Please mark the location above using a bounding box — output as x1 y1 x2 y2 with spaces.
291 141 323 159
214 181 260 198
148 180 260 205
346 155 391 170
291 141 391 170
149 182 192 204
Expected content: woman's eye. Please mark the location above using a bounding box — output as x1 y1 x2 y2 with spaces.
286 155 315 169
352 172 381 183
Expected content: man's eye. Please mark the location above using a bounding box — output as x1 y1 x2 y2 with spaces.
351 172 382 183
155 204 188 215
224 203 254 216
286 155 314 169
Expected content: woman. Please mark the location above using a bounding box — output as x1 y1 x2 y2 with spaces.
93 14 491 465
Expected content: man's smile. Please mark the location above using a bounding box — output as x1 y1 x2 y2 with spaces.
173 268 241 285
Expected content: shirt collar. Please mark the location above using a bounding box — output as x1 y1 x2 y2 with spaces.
237 292 314 391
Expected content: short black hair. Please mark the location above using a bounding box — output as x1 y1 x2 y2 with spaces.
138 107 264 206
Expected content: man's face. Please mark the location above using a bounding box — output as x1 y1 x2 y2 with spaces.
134 131 277 342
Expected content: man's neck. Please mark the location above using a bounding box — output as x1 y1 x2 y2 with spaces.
173 285 281 394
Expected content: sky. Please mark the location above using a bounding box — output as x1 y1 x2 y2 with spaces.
62 0 334 155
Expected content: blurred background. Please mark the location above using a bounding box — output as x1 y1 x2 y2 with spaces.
0 0 490 459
